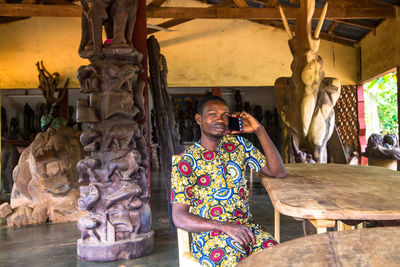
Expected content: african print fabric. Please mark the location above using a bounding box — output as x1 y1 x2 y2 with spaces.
40 114 67 130
171 135 277 266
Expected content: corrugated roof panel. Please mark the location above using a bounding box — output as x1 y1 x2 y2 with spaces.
349 19 383 27
333 23 369 41
311 19 332 33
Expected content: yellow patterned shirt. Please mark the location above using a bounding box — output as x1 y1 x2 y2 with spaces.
171 135 266 224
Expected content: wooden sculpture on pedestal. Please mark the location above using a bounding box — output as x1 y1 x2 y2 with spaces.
274 0 341 163
76 0 153 261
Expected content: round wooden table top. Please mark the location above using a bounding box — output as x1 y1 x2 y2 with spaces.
238 226 400 266
260 164 400 220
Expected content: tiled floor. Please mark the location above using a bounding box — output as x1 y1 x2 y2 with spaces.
0 171 303 266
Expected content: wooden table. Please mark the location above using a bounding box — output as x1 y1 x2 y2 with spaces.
238 226 400 266
260 164 400 241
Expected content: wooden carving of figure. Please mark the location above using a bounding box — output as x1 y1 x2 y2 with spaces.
36 61 69 111
79 0 138 58
274 0 341 163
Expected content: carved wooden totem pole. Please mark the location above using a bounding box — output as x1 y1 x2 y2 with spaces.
76 0 153 261
275 0 341 163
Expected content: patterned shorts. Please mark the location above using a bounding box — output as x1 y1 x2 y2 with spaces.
191 222 277 266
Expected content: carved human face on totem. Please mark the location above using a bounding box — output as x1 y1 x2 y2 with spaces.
195 100 229 140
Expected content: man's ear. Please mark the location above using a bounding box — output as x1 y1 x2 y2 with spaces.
195 113 201 126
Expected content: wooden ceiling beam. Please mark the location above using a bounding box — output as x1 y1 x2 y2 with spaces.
328 21 339 35
233 0 248 8
264 0 279 7
147 0 167 8
256 20 358 46
147 0 235 35
0 3 395 19
0 4 81 17
333 19 376 30
0 16 29 24
146 6 396 20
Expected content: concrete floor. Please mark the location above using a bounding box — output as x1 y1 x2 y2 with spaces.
0 171 303 267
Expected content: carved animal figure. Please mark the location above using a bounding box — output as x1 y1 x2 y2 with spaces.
101 183 143 239
77 215 101 241
77 65 101 93
104 122 140 151
6 127 86 226
77 158 101 183
78 184 101 211
78 62 140 93
80 127 102 152
104 183 142 209
274 0 340 163
107 151 141 181
79 0 139 58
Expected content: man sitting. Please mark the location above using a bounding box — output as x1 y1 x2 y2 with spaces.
171 95 285 266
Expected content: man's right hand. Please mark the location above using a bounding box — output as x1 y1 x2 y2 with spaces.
220 221 256 248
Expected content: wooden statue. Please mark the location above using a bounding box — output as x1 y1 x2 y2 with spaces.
275 0 341 163
79 0 138 59
36 61 69 112
3 127 86 226
365 134 400 160
76 1 153 261
1 107 7 136
147 35 184 230
23 103 35 139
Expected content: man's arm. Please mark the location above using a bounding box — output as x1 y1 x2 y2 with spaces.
172 203 255 248
233 111 286 178
255 126 286 178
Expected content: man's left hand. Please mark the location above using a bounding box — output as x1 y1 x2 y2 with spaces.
230 111 261 134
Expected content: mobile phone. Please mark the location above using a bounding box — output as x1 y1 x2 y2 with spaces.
228 116 244 132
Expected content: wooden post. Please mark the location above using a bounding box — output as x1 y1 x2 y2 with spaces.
309 219 336 234
274 208 280 243
357 84 368 165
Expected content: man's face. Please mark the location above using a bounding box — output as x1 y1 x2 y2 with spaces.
195 100 229 139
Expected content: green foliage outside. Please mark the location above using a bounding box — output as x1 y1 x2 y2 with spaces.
364 72 398 136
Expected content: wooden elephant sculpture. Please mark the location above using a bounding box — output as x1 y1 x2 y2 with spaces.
79 0 139 58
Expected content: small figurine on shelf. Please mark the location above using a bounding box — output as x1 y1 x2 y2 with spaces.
254 105 263 124
2 107 7 137
234 90 242 112
244 101 251 114
9 118 19 139
23 103 35 140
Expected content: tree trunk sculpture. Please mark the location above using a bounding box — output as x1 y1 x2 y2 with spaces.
274 0 341 163
76 0 153 261
147 35 185 230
